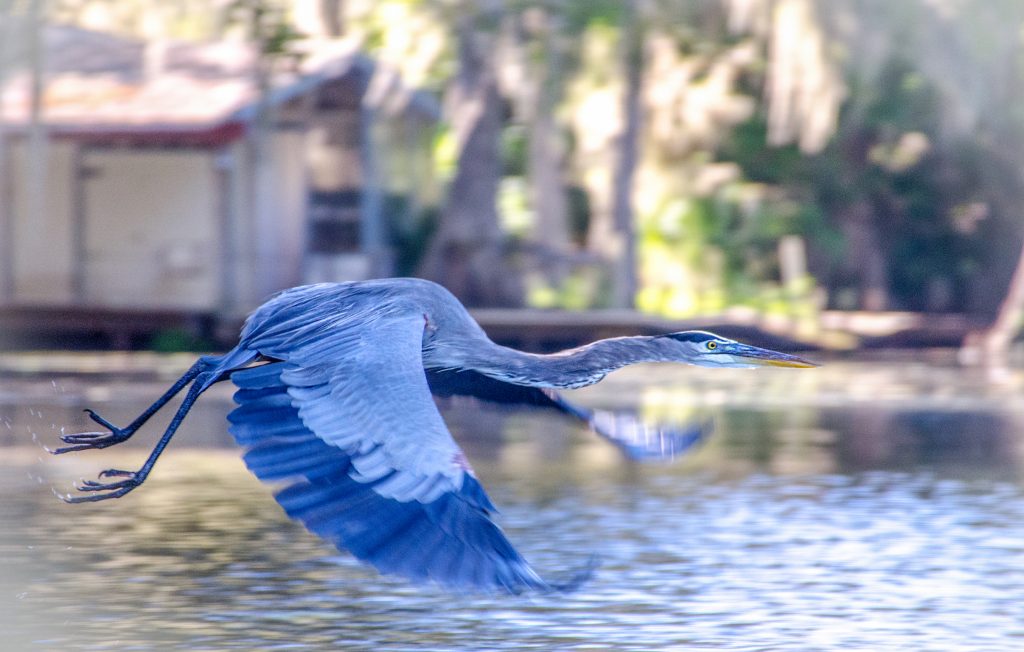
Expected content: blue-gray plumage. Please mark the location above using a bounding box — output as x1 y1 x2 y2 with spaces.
53 277 816 593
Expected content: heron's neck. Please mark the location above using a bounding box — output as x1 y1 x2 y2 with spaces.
458 336 674 389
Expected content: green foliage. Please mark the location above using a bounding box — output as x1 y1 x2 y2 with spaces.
54 0 1023 316
498 177 532 236
432 126 458 179
723 119 807 187
149 328 215 353
223 0 305 59
822 58 986 310
501 125 528 177
562 0 626 31
565 185 591 247
388 201 439 277
707 51 995 313
637 185 828 317
526 268 608 311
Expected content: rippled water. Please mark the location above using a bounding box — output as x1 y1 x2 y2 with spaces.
3 352 1024 651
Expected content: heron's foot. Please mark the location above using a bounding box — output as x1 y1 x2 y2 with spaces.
62 468 143 503
50 409 133 454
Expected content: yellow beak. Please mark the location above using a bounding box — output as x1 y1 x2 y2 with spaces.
730 343 818 368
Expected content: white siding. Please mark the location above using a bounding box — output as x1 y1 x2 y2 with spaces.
82 149 220 310
6 129 311 315
10 140 76 304
230 131 307 312
258 130 307 295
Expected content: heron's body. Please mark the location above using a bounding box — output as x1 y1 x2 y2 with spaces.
242 278 690 389
55 278 815 593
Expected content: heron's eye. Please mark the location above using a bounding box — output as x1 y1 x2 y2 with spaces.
706 341 718 350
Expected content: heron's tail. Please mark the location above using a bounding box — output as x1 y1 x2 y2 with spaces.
196 346 260 392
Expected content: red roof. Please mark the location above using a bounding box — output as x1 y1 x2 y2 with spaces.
0 25 435 143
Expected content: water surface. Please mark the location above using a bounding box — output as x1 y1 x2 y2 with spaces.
2 352 1024 650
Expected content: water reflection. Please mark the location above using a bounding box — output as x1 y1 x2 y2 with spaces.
2 353 1024 650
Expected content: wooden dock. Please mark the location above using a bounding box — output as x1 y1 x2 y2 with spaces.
0 305 215 350
0 304 983 352
470 308 982 352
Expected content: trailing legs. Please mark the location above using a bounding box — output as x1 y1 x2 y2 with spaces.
60 368 222 503
51 357 213 454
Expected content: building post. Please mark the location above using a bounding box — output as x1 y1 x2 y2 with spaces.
69 142 88 304
359 79 386 276
214 146 238 318
0 131 12 304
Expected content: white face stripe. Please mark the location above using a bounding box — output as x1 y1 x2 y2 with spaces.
665 330 731 346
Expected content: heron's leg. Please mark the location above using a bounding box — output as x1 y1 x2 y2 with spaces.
52 358 212 454
62 370 218 503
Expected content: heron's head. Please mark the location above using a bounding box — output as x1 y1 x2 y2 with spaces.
661 331 817 369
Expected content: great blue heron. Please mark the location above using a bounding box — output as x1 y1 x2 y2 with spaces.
53 278 815 593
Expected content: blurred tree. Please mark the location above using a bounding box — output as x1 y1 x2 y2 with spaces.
606 0 642 308
720 0 1024 319
976 248 1024 365
839 0 1024 319
223 0 306 122
519 6 570 254
632 0 829 316
26 0 1024 321
560 3 644 308
293 0 344 37
418 1 523 306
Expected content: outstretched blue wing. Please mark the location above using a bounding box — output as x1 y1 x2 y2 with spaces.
426 368 712 461
228 315 589 594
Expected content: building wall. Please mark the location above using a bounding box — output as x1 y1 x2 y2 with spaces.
227 130 308 315
9 140 76 304
2 107 430 318
80 148 222 310
6 132 313 316
260 130 308 297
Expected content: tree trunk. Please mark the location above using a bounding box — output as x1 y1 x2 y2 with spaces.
525 9 569 253
318 0 344 37
838 199 888 310
529 111 569 249
293 0 345 38
419 9 522 307
607 0 643 308
583 0 643 309
967 234 1024 366
23 0 48 301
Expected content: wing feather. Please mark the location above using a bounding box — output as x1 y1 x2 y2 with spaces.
228 315 583 593
426 368 712 461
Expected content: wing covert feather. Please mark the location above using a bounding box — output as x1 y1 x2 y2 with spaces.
228 315 587 592
281 316 469 499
